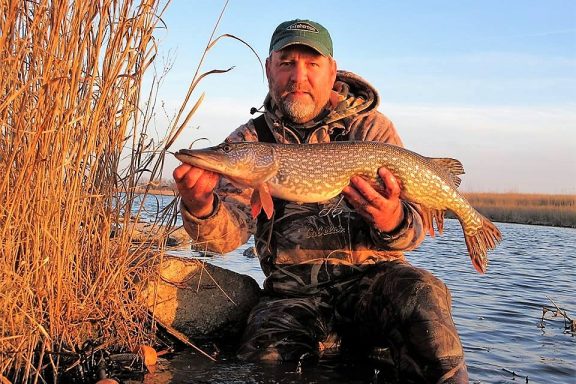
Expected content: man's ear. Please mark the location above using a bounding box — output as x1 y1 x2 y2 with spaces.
265 56 271 81
330 58 338 84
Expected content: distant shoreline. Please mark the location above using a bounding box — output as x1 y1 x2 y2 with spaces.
136 188 576 229
138 188 178 196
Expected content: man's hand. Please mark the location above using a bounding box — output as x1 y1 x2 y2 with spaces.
173 163 220 218
342 167 404 233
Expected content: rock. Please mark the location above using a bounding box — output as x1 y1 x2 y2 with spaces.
142 256 261 340
242 246 257 258
165 227 192 247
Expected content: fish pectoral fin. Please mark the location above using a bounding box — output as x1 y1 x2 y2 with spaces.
250 184 274 219
250 190 262 218
259 184 274 219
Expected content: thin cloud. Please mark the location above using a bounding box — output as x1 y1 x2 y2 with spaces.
386 103 576 194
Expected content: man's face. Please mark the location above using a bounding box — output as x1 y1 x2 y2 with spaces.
266 45 337 124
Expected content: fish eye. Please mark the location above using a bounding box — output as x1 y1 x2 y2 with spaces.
221 144 232 153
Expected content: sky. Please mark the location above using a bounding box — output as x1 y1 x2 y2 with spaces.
148 0 576 194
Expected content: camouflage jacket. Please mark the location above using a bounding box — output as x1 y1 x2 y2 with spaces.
181 71 425 293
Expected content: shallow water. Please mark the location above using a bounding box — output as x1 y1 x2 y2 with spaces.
145 197 575 384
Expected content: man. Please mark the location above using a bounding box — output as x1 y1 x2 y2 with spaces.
173 19 468 383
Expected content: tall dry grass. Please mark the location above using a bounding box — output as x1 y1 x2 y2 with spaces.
0 0 177 381
464 193 576 228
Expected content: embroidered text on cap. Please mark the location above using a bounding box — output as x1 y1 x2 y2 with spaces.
286 22 319 33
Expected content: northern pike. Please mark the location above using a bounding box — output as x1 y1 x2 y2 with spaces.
175 141 502 273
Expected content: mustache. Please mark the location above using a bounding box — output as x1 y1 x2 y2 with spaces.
285 83 312 94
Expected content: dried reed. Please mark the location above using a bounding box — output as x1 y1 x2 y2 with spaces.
0 0 259 380
463 192 576 228
0 0 174 381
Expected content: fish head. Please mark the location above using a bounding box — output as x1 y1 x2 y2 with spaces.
175 142 279 187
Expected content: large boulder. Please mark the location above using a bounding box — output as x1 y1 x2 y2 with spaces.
142 255 261 340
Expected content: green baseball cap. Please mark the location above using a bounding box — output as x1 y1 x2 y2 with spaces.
269 19 333 57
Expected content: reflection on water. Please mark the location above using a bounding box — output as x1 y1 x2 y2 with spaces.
162 212 574 383
145 350 391 384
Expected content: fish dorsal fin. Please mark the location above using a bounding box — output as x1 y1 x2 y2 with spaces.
429 157 465 187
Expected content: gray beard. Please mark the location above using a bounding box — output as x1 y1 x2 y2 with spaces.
281 98 316 124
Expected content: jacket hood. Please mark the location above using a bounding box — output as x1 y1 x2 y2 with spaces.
262 70 380 130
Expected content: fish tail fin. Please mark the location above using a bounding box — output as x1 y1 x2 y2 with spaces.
464 215 502 274
417 205 445 237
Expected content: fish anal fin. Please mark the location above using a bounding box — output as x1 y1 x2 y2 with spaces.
415 205 445 237
433 209 445 235
429 158 465 187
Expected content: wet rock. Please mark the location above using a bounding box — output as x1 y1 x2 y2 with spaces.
142 256 261 340
242 246 257 258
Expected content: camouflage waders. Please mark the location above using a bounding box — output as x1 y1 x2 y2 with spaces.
237 260 468 383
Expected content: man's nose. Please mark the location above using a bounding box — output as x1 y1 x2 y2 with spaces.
290 62 308 83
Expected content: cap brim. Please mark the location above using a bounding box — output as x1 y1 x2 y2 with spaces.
271 37 331 57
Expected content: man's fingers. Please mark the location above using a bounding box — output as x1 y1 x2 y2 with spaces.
176 166 213 191
348 176 386 208
342 184 374 214
377 167 401 198
173 165 220 218
342 169 404 233
342 184 364 206
172 163 193 182
173 164 219 200
195 171 219 194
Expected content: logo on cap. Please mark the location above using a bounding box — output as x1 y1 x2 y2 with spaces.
286 22 319 34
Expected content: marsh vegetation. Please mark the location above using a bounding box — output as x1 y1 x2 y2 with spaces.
0 1 179 382
463 192 576 228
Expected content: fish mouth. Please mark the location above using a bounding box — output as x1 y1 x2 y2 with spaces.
174 148 228 174
175 148 259 188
